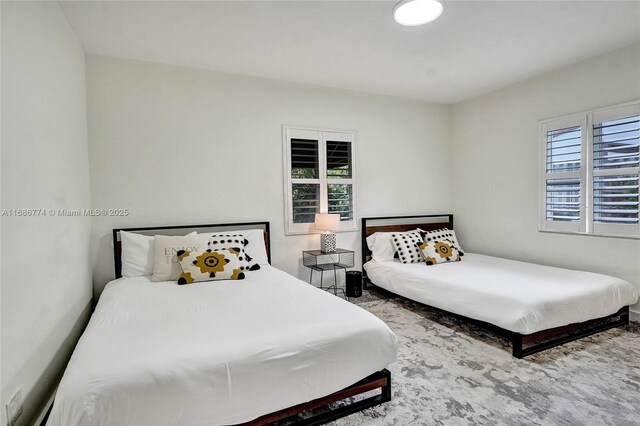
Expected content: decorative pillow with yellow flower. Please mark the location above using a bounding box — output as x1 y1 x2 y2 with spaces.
419 228 465 256
176 248 246 284
417 239 461 266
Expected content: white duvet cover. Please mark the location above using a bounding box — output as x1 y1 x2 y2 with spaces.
364 254 638 335
48 266 397 426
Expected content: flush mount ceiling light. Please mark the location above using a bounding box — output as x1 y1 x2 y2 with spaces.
393 0 443 26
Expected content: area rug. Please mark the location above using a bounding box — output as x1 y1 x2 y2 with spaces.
330 289 640 426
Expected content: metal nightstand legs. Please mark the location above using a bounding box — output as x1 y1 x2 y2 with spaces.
309 267 348 299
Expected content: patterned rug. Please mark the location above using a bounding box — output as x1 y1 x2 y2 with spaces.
330 289 640 426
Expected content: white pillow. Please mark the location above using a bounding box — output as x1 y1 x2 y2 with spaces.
121 231 155 277
366 232 396 262
120 231 196 278
199 228 269 265
151 234 209 282
366 229 420 262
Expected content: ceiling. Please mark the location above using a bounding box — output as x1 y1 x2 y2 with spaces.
60 1 640 104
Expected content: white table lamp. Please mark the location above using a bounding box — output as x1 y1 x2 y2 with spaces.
315 213 340 253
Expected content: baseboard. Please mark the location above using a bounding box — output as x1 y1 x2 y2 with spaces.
630 308 640 323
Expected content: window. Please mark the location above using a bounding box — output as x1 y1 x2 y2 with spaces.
540 101 639 238
283 126 357 235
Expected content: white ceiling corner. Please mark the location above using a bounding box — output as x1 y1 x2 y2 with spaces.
59 0 640 103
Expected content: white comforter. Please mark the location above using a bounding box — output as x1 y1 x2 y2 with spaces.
364 254 638 335
48 266 397 426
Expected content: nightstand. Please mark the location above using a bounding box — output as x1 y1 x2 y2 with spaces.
303 249 355 298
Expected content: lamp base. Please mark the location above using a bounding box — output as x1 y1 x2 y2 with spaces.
320 233 336 253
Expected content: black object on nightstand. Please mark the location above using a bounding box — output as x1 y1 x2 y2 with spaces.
345 271 362 298
303 248 355 298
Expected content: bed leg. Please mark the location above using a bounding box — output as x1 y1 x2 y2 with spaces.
620 306 630 325
381 369 392 402
363 276 373 291
512 334 524 359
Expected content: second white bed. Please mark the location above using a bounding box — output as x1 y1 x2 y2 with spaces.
364 253 638 335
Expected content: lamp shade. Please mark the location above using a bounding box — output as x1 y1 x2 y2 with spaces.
315 213 340 231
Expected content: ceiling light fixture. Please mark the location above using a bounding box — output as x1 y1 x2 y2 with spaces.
393 0 443 26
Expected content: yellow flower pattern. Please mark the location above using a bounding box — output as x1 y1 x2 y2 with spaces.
178 272 195 284
418 239 461 266
231 268 245 280
194 250 228 275
434 241 453 259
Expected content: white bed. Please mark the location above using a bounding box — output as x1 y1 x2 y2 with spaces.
364 253 638 335
48 265 397 426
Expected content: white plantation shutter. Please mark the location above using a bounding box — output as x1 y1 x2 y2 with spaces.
290 139 319 179
545 124 582 226
326 141 352 178
284 127 357 235
593 116 640 170
591 105 639 236
290 137 321 224
540 101 640 238
326 138 354 222
541 118 585 233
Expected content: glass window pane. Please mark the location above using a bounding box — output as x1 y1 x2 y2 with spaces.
328 184 353 221
593 115 639 170
291 139 319 179
292 183 320 223
593 175 639 224
326 141 352 178
546 126 581 173
545 178 580 222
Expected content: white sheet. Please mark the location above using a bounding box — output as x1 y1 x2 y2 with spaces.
364 254 638 334
48 266 397 426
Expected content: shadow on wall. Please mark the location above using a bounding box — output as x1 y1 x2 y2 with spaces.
93 232 116 298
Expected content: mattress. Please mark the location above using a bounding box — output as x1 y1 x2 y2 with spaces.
364 253 638 335
48 266 397 426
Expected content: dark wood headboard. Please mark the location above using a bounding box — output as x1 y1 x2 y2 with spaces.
361 214 454 271
112 221 271 279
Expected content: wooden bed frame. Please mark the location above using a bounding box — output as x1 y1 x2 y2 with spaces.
361 214 630 359
109 221 391 425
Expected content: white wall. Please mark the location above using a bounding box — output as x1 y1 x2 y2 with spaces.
86 55 451 295
450 43 640 314
0 2 93 425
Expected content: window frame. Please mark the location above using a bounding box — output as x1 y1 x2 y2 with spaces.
539 100 640 239
283 125 358 235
